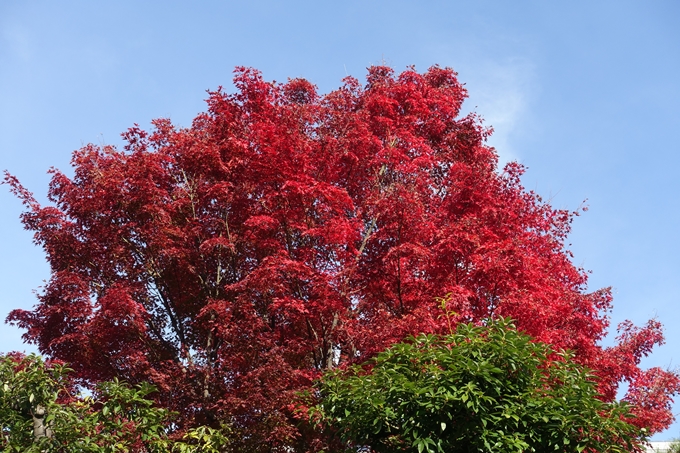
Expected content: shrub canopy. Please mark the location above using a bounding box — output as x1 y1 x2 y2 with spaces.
314 317 646 453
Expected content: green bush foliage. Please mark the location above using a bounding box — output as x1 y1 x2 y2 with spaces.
667 440 680 453
313 318 646 453
0 354 228 452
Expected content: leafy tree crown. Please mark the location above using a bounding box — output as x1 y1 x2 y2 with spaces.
314 317 646 453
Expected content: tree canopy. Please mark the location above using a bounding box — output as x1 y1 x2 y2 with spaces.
0 353 227 452
314 316 645 453
4 65 678 451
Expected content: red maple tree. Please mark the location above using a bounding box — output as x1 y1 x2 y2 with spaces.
5 66 678 450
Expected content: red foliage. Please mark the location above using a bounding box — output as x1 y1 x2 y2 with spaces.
5 66 678 449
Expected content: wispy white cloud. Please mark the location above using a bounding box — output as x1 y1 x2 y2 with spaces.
459 58 537 167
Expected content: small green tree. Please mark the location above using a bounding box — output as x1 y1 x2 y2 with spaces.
666 439 680 453
313 318 646 453
0 353 228 452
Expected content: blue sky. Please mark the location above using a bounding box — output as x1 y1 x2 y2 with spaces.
1 0 679 439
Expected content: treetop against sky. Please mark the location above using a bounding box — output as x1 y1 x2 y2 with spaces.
1 0 679 441
4 65 679 450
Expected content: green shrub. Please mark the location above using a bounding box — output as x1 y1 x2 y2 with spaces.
313 318 646 453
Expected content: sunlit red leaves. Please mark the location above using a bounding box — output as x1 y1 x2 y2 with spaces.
625 367 680 433
4 65 678 449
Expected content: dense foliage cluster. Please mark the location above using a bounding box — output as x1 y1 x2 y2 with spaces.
314 316 645 453
5 65 678 451
0 354 227 452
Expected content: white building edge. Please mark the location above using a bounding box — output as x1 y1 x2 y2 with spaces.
647 441 675 453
